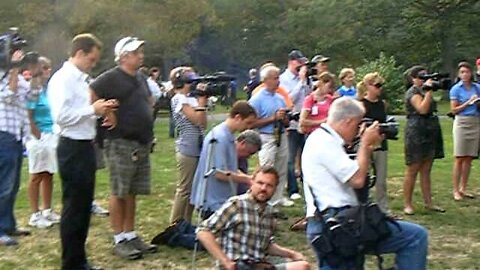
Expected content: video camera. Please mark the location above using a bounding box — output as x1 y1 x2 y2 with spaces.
363 116 399 140
419 72 452 91
0 27 30 69
189 72 235 97
285 109 300 121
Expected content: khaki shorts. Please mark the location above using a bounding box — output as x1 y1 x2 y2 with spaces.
105 138 151 197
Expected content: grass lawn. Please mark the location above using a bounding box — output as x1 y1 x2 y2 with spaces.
1 115 480 270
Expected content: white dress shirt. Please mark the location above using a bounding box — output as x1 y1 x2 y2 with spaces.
47 61 96 140
302 124 359 217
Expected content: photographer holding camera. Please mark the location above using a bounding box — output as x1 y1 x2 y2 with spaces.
303 97 428 270
168 66 207 224
357 72 392 214
249 64 290 207
280 49 310 203
0 47 40 246
403 65 445 215
449 61 480 201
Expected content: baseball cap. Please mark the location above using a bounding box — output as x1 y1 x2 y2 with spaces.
311 54 330 63
476 58 480 66
114 36 145 62
288 50 307 63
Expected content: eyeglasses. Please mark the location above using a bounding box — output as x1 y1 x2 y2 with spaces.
373 82 383 88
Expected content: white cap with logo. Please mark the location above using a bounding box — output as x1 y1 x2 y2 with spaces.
114 36 144 62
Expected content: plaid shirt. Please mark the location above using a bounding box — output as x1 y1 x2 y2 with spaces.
0 72 38 141
197 192 276 263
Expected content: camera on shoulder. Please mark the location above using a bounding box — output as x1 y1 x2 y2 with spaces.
419 72 452 92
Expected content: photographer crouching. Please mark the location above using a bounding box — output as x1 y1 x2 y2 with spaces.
303 97 428 270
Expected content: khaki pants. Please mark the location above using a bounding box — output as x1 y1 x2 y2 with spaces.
169 152 198 223
258 133 288 205
373 150 388 212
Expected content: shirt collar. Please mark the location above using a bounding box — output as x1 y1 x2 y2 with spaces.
284 69 298 81
261 88 276 96
321 123 346 145
63 61 89 82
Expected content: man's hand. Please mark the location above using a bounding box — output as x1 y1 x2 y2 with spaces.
361 121 383 147
11 50 24 64
289 251 306 261
275 109 286 121
102 110 117 130
92 99 118 116
223 260 236 270
298 65 308 81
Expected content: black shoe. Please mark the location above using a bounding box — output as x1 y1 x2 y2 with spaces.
151 224 178 245
6 227 31 236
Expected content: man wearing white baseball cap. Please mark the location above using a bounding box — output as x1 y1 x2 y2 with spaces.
90 36 157 260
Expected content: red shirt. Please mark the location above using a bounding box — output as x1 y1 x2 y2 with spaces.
302 94 333 134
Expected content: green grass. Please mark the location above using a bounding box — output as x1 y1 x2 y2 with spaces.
1 116 480 269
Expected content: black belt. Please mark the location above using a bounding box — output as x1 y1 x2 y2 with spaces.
60 136 93 143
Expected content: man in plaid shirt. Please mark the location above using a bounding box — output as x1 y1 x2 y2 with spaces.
0 50 40 246
197 166 310 270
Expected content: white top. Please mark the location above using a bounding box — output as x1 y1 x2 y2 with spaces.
302 124 359 217
146 77 162 99
47 61 96 140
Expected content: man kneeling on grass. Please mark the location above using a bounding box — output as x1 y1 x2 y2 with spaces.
197 166 310 270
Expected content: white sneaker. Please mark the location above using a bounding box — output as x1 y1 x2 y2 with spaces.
28 212 53 229
91 202 109 217
42 209 60 224
290 193 302 200
280 198 295 207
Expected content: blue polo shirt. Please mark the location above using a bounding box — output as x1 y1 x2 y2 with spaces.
337 85 357 98
449 81 480 116
26 87 53 133
190 122 238 212
248 88 287 134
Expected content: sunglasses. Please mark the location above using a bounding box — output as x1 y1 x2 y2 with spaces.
373 82 383 88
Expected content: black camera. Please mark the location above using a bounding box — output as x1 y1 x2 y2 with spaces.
189 72 235 97
363 116 399 140
295 62 318 78
0 28 28 69
419 72 452 91
286 110 300 121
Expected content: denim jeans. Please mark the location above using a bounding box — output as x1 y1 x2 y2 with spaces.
287 130 304 196
306 217 428 270
0 132 23 236
168 219 204 250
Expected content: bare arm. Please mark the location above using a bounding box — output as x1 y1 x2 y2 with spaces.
27 110 41 139
267 243 306 261
214 170 252 185
197 230 236 270
450 95 478 114
410 91 433 115
299 109 325 128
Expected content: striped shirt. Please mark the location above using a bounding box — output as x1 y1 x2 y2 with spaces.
171 93 204 157
0 72 38 141
197 192 276 263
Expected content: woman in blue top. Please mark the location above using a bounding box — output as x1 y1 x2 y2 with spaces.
449 61 480 201
25 57 60 229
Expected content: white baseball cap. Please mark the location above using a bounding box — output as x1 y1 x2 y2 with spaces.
114 36 145 62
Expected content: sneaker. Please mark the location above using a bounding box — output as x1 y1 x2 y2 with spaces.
91 202 109 217
128 237 158 254
289 193 302 200
28 212 53 229
113 240 143 260
280 198 295 207
42 209 60 224
0 235 18 246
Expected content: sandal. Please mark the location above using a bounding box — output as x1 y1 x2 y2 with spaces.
460 191 475 199
424 205 446 213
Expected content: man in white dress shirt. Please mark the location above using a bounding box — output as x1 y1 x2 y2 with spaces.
48 33 115 270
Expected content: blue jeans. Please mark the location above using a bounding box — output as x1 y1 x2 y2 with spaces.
287 130 304 196
306 218 428 270
0 132 23 236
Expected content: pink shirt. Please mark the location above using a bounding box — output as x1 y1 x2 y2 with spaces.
302 94 333 134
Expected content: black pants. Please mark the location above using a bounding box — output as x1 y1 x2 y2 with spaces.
57 137 96 270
